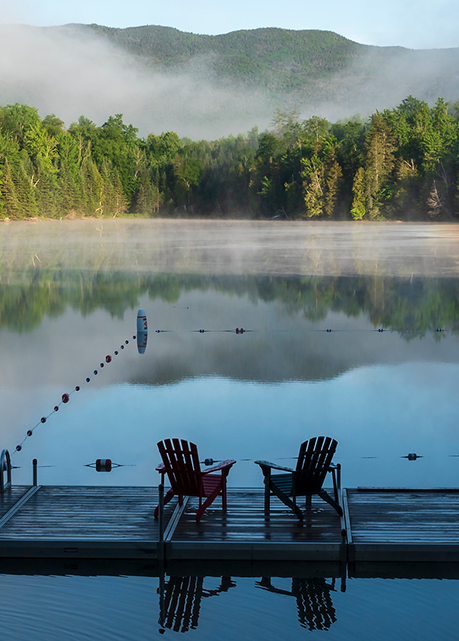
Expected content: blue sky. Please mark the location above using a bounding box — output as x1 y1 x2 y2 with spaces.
3 0 459 49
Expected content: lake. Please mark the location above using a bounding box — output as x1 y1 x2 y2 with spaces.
1 219 459 639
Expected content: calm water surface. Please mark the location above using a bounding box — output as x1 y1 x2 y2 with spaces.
1 220 459 639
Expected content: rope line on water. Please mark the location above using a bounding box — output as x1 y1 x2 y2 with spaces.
153 327 449 334
11 336 137 457
5 304 452 465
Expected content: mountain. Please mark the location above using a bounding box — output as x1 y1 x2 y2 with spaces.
1 24 459 138
78 24 459 102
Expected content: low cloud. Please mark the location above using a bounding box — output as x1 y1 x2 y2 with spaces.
1 25 459 139
0 24 269 138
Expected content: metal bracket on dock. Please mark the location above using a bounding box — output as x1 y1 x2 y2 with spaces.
164 497 189 541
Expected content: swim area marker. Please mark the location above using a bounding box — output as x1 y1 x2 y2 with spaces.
11 309 149 458
8 305 449 459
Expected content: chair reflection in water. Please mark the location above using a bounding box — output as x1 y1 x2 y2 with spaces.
159 576 236 632
255 436 342 520
257 577 338 631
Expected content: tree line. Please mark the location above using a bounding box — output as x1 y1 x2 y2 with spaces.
1 97 459 220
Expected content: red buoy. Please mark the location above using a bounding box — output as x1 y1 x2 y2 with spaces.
95 459 112 472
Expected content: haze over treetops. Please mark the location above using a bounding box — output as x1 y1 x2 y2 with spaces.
1 23 459 137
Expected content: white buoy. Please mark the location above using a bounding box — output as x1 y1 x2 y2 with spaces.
137 309 148 354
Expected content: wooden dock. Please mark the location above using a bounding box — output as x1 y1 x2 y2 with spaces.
2 485 459 577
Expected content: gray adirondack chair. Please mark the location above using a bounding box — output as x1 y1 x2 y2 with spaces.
255 436 342 520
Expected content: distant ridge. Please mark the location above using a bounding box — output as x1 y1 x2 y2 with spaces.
69 24 459 105
1 23 458 138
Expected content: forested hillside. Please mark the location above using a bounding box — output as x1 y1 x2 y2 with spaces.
84 25 361 84
2 25 459 139
79 24 459 107
1 97 458 220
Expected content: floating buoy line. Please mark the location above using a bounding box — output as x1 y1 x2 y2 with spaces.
6 303 452 469
153 327 448 334
10 309 149 459
11 342 134 456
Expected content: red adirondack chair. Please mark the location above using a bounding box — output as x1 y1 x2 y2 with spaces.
154 438 236 522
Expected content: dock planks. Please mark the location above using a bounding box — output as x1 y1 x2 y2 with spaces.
345 488 459 564
1 485 459 571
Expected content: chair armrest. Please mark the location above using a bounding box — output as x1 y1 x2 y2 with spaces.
156 463 165 472
254 460 295 473
202 459 236 474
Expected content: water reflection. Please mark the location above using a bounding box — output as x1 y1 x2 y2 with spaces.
157 573 341 634
159 575 236 633
257 577 339 631
1 568 459 641
2 269 459 337
2 221 459 639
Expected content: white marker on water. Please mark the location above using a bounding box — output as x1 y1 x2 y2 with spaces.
137 309 148 354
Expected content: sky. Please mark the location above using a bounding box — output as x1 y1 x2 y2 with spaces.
3 0 459 50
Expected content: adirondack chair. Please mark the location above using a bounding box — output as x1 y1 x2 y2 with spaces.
255 436 342 520
154 438 236 522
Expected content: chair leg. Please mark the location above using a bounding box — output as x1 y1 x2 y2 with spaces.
318 490 343 516
221 471 228 511
264 478 271 517
270 483 304 521
196 484 222 522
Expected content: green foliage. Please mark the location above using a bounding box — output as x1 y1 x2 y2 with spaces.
1 96 459 220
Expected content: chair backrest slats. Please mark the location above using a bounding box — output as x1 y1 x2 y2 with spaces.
296 437 337 494
158 438 202 495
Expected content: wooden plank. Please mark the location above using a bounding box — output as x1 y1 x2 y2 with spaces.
168 488 344 561
0 486 459 567
0 486 31 519
0 486 40 530
0 486 162 541
347 488 459 563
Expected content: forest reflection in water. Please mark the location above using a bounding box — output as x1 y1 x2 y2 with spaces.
1 268 459 385
2 267 459 490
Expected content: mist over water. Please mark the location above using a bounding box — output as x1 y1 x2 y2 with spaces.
1 24 459 138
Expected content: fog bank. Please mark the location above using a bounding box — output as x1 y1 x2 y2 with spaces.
1 25 459 138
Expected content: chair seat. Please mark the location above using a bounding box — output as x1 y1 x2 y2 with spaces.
202 474 223 497
271 473 293 496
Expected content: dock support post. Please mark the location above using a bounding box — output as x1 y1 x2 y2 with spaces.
33 459 38 487
158 483 164 544
158 483 165 568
